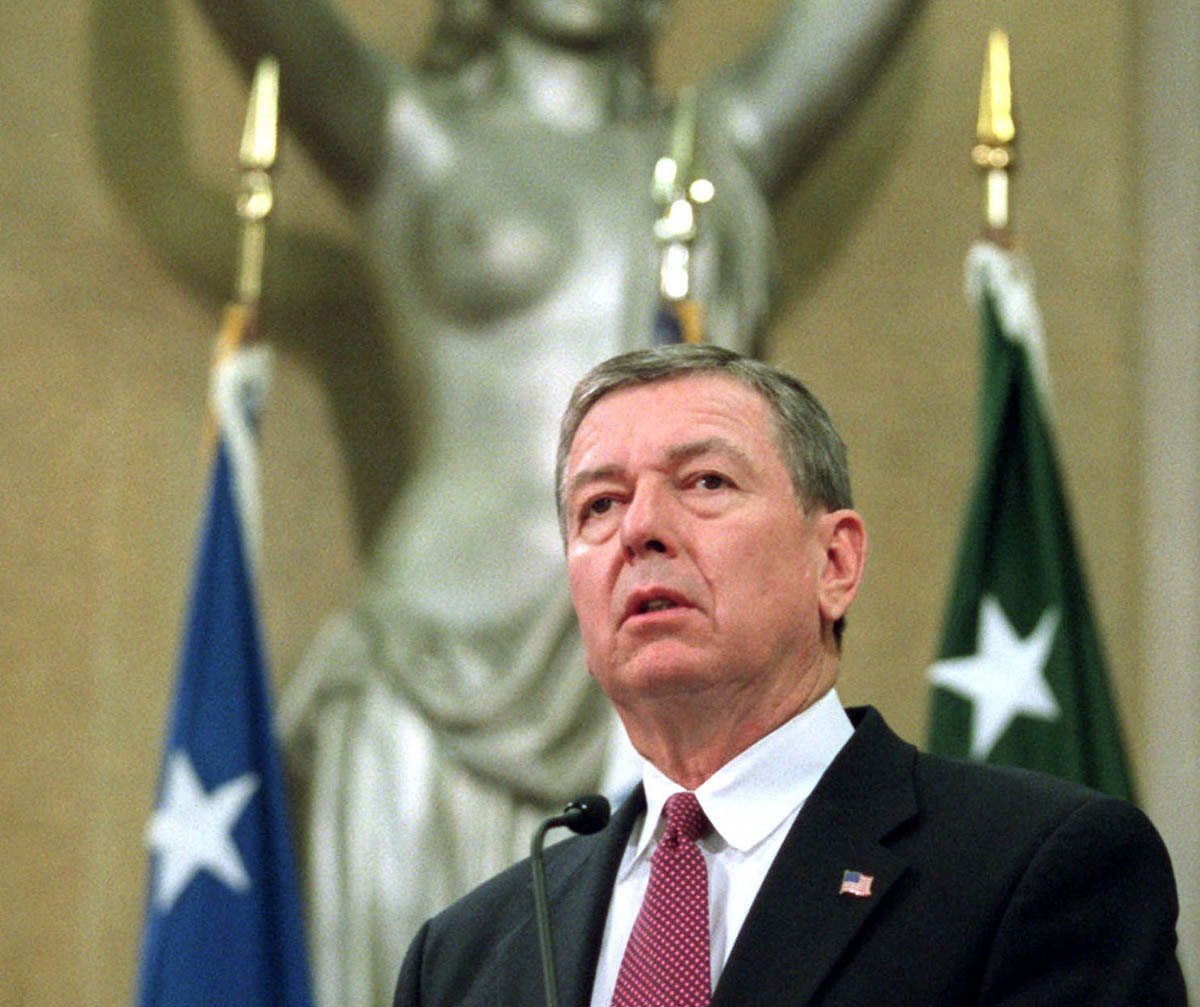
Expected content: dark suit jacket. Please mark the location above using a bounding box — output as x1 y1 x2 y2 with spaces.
394 707 1186 1005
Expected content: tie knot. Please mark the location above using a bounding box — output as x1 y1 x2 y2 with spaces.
662 792 707 844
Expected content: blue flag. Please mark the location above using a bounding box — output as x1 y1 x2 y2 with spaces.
136 347 314 1006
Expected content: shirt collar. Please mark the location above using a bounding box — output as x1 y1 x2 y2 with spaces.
629 688 853 868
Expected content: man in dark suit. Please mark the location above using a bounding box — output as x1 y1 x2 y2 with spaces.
395 345 1186 1005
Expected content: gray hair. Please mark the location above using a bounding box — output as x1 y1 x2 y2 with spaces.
555 345 852 532
555 345 854 644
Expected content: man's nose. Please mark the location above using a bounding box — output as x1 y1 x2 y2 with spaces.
619 479 675 558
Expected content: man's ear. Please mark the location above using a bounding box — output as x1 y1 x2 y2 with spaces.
816 509 867 624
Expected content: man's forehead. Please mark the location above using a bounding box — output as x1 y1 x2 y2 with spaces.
566 375 776 472
575 374 768 436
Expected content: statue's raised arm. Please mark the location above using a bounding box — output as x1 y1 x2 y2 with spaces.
703 0 923 198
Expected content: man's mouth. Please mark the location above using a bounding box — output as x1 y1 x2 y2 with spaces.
623 588 691 622
640 598 679 614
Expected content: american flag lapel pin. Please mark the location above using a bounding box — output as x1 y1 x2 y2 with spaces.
839 869 874 897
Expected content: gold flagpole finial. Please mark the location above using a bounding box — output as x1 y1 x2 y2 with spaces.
234 57 280 309
652 87 712 344
971 30 1016 242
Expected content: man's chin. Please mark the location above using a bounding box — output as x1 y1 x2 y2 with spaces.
601 653 719 704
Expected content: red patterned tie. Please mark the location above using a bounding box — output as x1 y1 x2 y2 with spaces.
611 791 710 1007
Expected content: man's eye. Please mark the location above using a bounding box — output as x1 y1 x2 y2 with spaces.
697 474 726 490
586 496 614 517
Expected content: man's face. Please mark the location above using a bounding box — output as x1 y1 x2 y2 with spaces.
563 375 831 714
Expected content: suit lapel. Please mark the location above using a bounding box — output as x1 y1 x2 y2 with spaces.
714 708 918 1007
497 788 646 1007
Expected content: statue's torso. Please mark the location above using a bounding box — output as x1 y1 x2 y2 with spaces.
361 89 771 631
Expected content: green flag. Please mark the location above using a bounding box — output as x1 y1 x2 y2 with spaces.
926 243 1135 801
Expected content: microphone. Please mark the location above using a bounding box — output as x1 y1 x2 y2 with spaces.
554 793 611 836
530 794 611 1007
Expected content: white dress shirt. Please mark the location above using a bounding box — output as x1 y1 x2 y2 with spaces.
589 689 854 1006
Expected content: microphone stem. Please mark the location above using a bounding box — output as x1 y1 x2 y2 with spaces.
531 819 560 1007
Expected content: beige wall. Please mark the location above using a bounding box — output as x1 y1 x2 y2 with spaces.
1 0 1195 1002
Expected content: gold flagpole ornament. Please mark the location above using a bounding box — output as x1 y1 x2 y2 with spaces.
234 56 280 313
214 57 279 368
652 87 712 344
971 30 1015 242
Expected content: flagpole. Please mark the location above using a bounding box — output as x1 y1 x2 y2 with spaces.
212 55 279 573
971 30 1015 246
206 57 279 460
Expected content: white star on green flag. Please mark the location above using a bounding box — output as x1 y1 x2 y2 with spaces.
928 596 1060 759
